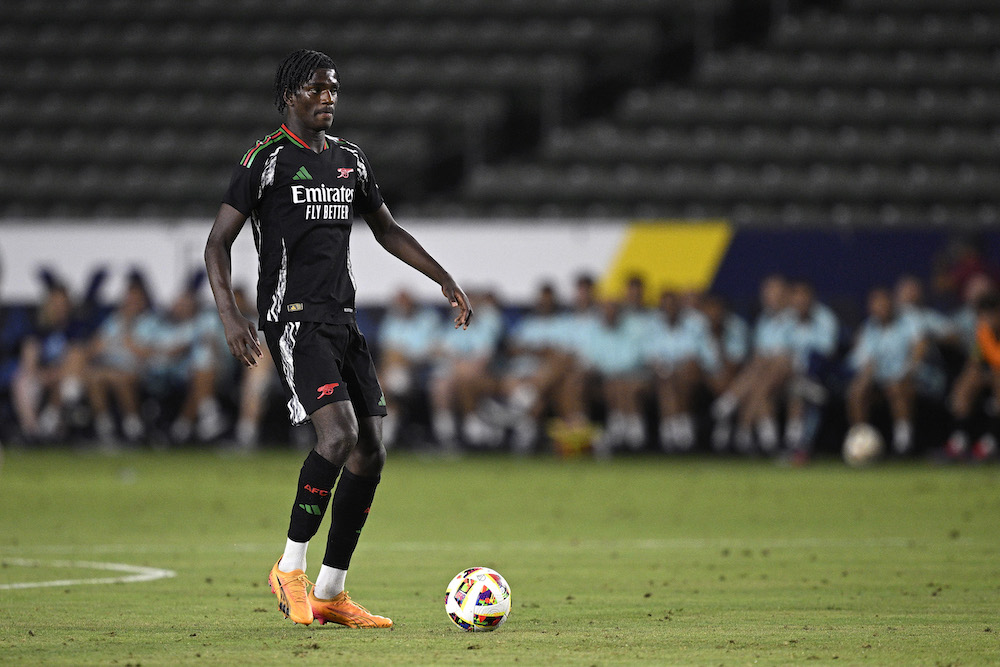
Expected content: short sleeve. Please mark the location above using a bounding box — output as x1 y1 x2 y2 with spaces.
352 147 384 215
222 163 256 217
849 326 874 370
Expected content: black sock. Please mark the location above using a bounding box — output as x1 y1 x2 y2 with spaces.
323 469 380 569
287 450 341 543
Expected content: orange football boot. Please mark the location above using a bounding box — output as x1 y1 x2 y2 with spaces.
268 559 314 625
309 590 393 628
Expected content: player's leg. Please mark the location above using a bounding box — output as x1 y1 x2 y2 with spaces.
712 356 761 419
108 370 145 441
312 412 383 600
309 326 392 628
264 322 351 625
755 356 793 455
946 361 982 458
269 402 351 625
885 378 915 454
971 368 1000 460
429 364 459 449
672 359 701 451
733 361 773 453
12 340 44 438
548 361 599 457
85 367 118 444
655 368 678 451
713 357 763 450
846 370 874 426
378 349 412 448
619 376 647 450
235 349 273 450
599 376 625 451
455 359 502 447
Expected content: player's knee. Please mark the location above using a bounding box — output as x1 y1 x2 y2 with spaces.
351 433 386 476
314 426 359 467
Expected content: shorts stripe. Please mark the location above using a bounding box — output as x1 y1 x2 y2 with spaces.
278 322 308 425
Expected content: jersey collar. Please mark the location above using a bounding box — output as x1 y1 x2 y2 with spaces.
281 124 328 152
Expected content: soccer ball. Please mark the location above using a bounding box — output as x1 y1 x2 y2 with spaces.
444 567 512 632
842 423 884 467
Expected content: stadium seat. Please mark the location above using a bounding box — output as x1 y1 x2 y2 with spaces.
0 0 996 222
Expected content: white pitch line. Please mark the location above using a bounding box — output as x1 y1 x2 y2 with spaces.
0 558 176 591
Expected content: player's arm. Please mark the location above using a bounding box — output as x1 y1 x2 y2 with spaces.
204 203 262 367
363 204 473 329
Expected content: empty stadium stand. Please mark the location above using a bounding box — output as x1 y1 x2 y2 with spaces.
0 0 996 224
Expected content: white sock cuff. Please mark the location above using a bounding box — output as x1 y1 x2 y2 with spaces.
278 539 309 573
313 565 348 600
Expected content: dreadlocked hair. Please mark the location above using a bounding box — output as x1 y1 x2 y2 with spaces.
273 49 338 115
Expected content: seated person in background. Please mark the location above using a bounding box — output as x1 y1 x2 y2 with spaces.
227 286 278 451
644 290 718 452
621 274 658 337
565 273 600 334
377 289 442 448
846 287 927 455
0 298 33 440
85 272 159 445
12 282 88 441
496 283 575 453
783 281 839 454
932 234 1000 307
896 274 958 344
711 274 793 453
952 273 996 352
544 274 603 455
895 274 954 399
568 299 647 455
699 293 749 396
429 291 504 450
146 285 227 444
946 290 1000 461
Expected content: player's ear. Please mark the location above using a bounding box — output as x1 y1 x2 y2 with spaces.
283 88 296 108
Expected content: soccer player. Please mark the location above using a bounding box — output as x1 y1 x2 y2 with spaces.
644 290 718 452
781 281 839 455
204 50 473 628
946 290 1000 461
846 287 926 455
376 289 443 448
711 274 794 452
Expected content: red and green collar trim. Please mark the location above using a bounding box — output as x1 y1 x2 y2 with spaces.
281 124 328 151
240 125 329 167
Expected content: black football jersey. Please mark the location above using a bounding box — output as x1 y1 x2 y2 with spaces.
223 124 384 327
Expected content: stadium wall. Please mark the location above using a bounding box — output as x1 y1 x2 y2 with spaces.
1 221 995 311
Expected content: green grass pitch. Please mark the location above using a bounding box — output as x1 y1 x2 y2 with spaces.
1 449 998 665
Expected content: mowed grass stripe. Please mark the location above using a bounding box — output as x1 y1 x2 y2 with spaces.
0 536 921 556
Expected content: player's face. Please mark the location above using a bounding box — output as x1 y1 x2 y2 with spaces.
658 291 680 319
536 288 556 314
286 69 339 131
625 280 644 306
790 284 813 315
895 278 921 306
869 290 892 322
760 277 788 312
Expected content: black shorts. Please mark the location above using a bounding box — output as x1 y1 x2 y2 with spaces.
262 321 387 426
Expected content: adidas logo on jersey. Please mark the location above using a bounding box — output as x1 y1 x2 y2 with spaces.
292 166 313 180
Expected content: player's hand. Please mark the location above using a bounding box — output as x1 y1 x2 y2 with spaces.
442 280 473 330
221 313 263 366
